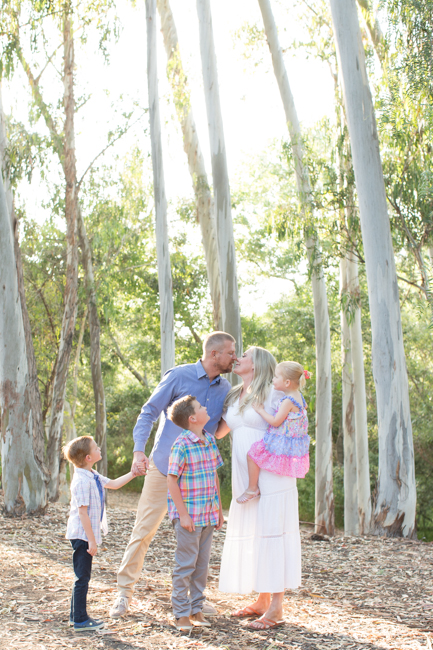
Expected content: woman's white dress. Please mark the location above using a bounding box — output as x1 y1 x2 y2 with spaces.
219 389 302 594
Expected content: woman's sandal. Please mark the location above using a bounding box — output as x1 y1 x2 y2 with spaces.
231 605 263 618
236 488 261 504
247 617 284 630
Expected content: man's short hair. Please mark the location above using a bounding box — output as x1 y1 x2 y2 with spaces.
167 395 197 430
63 436 94 468
203 331 235 355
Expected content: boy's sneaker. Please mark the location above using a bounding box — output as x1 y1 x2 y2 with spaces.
74 617 105 632
110 595 129 618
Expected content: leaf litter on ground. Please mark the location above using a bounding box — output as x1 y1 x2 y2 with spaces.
0 489 432 650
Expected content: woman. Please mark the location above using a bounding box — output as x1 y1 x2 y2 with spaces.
216 347 301 630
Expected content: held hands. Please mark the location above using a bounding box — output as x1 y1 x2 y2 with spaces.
87 540 97 557
132 451 149 477
180 513 195 532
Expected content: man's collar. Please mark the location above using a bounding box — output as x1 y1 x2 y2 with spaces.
195 359 221 383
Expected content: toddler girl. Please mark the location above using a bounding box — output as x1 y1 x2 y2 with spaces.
237 361 310 504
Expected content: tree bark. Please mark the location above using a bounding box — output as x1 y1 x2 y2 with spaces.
146 0 175 376
196 0 243 361
157 0 222 330
346 250 372 534
77 205 107 474
46 11 79 501
257 0 334 534
330 0 416 537
0 170 48 514
340 256 358 535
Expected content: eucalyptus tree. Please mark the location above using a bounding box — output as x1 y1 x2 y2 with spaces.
196 0 242 360
2 0 118 488
0 90 48 513
330 0 416 537
257 0 334 534
157 0 222 331
146 0 175 375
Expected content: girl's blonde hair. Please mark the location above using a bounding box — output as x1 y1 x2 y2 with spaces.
224 347 276 414
278 361 307 390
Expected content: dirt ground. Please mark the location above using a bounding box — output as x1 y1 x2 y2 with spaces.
1 490 432 650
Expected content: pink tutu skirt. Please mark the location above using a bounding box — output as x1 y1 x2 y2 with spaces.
248 440 310 478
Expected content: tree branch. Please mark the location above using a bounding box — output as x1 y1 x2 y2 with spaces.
108 329 148 387
77 110 148 189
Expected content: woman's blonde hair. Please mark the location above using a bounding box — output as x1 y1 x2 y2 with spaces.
278 361 307 390
224 347 276 414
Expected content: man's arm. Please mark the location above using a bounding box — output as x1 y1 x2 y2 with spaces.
132 368 178 475
167 474 195 532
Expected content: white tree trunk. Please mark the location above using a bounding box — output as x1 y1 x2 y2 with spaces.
157 0 222 330
330 0 416 537
0 171 48 514
146 0 175 376
196 0 242 359
258 0 334 534
346 251 372 534
77 205 107 474
46 12 79 500
340 256 358 535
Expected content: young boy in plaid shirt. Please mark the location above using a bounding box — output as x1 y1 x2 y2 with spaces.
64 436 142 632
167 395 224 631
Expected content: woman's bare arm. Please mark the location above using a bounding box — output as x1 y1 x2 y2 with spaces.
215 418 230 439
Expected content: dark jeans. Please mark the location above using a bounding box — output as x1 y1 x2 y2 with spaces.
70 539 93 623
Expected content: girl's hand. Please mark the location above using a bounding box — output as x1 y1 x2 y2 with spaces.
253 403 264 414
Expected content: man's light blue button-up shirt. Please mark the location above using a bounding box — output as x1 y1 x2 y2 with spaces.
133 360 231 476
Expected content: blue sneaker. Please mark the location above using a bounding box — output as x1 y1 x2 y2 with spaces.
74 617 105 632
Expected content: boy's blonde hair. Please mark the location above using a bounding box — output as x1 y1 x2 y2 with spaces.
63 436 94 468
167 395 197 430
278 361 307 390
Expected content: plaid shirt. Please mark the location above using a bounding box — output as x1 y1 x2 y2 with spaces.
168 429 224 526
65 468 111 544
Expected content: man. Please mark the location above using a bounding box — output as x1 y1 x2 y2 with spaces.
110 331 237 618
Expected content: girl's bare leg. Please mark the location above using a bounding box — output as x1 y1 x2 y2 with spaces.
246 453 260 491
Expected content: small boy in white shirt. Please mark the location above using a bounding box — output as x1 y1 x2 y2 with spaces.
64 435 142 632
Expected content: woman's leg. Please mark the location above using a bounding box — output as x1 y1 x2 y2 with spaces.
232 592 271 617
264 591 284 621
247 592 284 628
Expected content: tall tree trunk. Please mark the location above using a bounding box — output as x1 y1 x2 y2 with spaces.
146 0 175 376
0 171 48 514
340 255 358 535
46 12 79 500
330 0 416 537
257 0 334 534
14 27 107 474
346 249 372 534
341 126 371 535
77 206 107 474
196 0 242 360
157 0 222 330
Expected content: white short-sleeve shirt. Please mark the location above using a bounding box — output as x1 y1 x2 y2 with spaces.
65 468 111 544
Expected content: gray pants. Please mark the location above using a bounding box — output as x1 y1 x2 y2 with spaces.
171 519 215 618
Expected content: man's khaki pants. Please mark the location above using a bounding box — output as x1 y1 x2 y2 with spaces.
117 460 168 600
